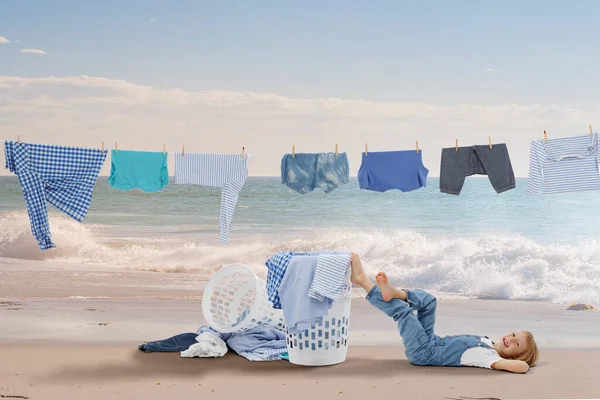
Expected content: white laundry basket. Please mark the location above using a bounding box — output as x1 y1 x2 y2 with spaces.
285 266 352 366
202 263 286 333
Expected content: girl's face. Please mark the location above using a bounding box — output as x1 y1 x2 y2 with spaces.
498 330 528 358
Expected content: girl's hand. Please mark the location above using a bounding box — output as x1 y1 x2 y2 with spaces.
491 359 529 374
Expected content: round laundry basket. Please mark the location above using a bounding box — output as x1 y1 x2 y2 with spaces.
285 267 352 366
202 263 286 334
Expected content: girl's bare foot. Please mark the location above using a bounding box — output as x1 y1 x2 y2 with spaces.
350 253 374 293
375 272 406 302
350 253 367 285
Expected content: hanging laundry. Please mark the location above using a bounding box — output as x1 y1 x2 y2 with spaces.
527 133 600 197
357 150 429 192
108 150 168 192
174 153 249 244
278 255 332 334
281 152 349 194
439 143 515 195
308 252 351 302
3 141 107 250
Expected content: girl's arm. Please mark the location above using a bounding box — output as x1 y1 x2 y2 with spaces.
491 359 530 374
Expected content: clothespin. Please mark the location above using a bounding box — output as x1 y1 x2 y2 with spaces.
102 141 104 152
241 146 245 159
543 130 548 142
335 144 338 156
182 144 185 157
115 141 118 153
590 124 594 136
488 136 492 149
17 134 20 145
455 139 458 152
416 140 419 153
292 145 295 158
163 144 166 155
365 143 368 156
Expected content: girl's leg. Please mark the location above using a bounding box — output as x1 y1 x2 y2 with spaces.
365 285 433 364
376 273 437 338
350 255 432 364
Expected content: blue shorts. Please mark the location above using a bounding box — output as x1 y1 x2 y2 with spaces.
281 152 350 194
358 150 429 192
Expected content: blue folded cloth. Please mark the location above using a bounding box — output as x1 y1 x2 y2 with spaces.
197 325 287 361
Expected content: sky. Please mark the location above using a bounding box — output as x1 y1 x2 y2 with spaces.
1 0 600 176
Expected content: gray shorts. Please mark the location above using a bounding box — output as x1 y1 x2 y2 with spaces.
440 144 515 195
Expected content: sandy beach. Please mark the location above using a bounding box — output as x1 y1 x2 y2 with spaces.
1 258 600 400
2 344 598 400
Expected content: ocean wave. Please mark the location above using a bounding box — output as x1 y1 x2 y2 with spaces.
1 211 599 306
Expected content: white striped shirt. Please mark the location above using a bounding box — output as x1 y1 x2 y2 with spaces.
308 252 351 302
174 153 249 244
527 133 600 197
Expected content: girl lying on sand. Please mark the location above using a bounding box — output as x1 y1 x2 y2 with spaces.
349 253 539 373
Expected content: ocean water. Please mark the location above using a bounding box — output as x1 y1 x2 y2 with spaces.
1 176 599 306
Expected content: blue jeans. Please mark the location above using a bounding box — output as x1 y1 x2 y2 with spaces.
138 333 198 353
280 153 350 194
366 286 437 365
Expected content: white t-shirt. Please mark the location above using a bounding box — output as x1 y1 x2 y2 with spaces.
460 337 503 369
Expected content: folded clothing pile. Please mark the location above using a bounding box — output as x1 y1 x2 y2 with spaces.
139 324 287 362
265 251 351 334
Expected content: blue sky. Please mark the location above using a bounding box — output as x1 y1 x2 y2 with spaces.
1 1 600 176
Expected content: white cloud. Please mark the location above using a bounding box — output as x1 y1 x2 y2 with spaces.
21 49 46 55
485 68 497 72
0 75 598 177
149 18 155 22
15 40 21 43
0 36 9 44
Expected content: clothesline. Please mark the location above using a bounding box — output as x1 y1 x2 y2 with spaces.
2 124 596 148
1 131 597 155
4 133 600 252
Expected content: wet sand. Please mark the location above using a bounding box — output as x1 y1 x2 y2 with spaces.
1 257 599 399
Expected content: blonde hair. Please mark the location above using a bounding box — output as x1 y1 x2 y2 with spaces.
516 331 539 366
